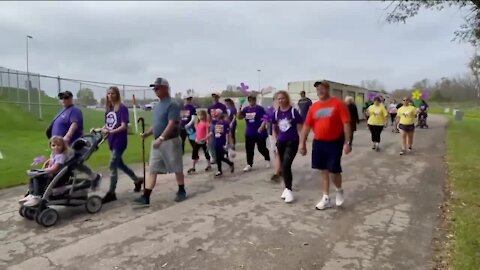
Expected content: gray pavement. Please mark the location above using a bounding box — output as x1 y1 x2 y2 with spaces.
0 116 447 270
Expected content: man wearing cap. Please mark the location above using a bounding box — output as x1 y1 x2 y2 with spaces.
180 96 197 154
237 94 271 172
297 90 312 121
134 77 186 205
207 92 228 163
299 80 352 210
47 91 101 188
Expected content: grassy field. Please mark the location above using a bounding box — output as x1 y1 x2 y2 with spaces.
0 91 245 189
433 104 480 269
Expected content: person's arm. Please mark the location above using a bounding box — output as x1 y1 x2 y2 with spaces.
383 107 389 126
339 103 352 145
185 115 197 128
64 108 82 143
294 108 304 136
237 107 246 120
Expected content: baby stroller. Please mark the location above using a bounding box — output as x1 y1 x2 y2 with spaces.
19 130 107 227
417 112 429 128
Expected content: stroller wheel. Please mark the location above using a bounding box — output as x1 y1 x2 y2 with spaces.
37 208 59 227
24 207 36 220
85 195 103 214
19 206 25 217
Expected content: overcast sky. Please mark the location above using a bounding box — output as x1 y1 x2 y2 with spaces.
0 1 474 98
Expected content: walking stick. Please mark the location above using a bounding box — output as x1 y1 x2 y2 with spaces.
137 117 146 189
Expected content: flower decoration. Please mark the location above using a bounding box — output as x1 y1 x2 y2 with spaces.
412 89 422 100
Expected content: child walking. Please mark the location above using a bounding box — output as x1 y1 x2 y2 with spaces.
20 136 69 207
188 110 212 174
212 113 234 177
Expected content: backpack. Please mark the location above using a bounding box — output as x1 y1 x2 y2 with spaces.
274 107 296 122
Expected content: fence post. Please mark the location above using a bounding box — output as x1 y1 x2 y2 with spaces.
16 71 19 105
57 76 61 94
122 85 126 101
7 69 10 87
38 73 42 120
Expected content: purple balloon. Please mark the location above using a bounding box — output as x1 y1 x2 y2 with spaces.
421 90 430 100
367 92 378 101
240 82 249 94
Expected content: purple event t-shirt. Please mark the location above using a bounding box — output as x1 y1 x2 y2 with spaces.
227 106 237 129
180 104 197 127
214 120 230 147
105 104 129 152
51 106 84 143
271 107 303 142
241 105 268 138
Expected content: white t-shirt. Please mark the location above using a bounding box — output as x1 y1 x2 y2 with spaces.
388 103 398 114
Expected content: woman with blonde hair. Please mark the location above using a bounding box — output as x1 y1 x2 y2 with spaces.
271 90 303 203
396 97 418 155
100 86 143 203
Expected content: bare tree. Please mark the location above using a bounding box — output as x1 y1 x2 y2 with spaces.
384 0 480 46
360 79 386 91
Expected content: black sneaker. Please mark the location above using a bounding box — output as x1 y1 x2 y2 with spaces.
91 174 102 191
230 163 235 173
133 195 150 206
187 168 196 174
102 192 117 204
205 165 212 172
133 178 143 193
174 191 187 202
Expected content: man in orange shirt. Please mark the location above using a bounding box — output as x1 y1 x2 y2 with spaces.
299 80 352 210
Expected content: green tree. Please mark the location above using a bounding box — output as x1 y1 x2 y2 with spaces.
76 88 97 106
384 0 480 46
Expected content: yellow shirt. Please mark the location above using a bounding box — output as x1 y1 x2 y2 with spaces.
397 105 417 125
367 104 388 126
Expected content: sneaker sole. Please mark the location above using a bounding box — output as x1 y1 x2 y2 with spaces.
315 204 333 210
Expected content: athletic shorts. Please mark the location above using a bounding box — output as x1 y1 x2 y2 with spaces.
149 137 183 174
311 138 344 174
399 124 415 132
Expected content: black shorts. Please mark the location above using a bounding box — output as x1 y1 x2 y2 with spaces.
399 124 415 132
311 138 344 174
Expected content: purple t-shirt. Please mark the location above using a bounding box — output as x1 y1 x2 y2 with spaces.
180 104 197 128
105 104 129 152
214 120 230 147
241 105 268 138
227 106 237 129
51 106 84 143
271 107 303 142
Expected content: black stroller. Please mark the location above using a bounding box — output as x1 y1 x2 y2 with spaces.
417 112 429 128
19 131 107 227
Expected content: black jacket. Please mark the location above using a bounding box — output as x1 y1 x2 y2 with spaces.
348 103 360 131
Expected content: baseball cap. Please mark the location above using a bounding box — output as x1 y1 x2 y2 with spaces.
150 77 170 88
58 91 73 99
313 80 330 88
211 92 221 97
185 95 193 99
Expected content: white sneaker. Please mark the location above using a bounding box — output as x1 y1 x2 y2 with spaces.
336 189 344 206
284 189 294 203
265 162 271 168
315 195 333 210
243 165 252 172
23 196 41 207
19 194 34 203
281 188 289 199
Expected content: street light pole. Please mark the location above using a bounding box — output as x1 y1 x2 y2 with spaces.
26 35 33 112
257 69 261 93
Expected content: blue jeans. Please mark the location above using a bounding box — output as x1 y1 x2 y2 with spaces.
109 149 138 193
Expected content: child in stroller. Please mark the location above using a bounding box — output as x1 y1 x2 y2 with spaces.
18 130 106 227
19 136 69 207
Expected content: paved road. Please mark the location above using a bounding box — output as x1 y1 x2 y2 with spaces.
0 116 447 270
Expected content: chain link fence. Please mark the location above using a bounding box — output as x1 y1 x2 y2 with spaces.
0 66 156 120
